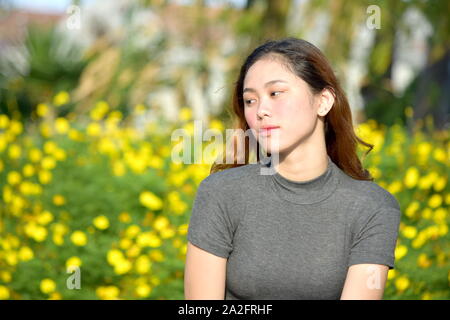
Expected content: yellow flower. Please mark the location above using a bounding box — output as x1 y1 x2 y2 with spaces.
149 250 164 262
90 101 109 121
53 195 66 206
9 120 23 135
0 285 10 299
136 232 161 248
41 156 56 170
23 164 35 177
135 255 152 275
417 142 432 158
139 191 163 210
417 253 431 268
8 144 21 159
433 208 447 224
7 171 21 185
40 123 53 138
70 231 87 246
422 208 432 219
160 227 176 239
421 292 432 300
387 180 402 194
55 117 70 134
179 107 192 121
44 141 57 154
178 224 188 236
40 278 56 294
148 156 164 169
395 276 410 292
52 234 64 246
387 269 396 280
114 259 132 275
126 245 141 258
0 271 12 283
113 160 126 176
66 256 82 269
433 177 447 192
133 104 146 116
395 245 408 260
86 122 102 137
107 249 124 266
53 148 66 161
428 194 443 208
125 225 141 239
412 233 427 248
438 224 448 236
209 119 224 132
96 286 119 300
36 103 49 117
402 226 417 239
24 223 48 242
5 252 18 266
119 238 132 250
93 215 110 230
405 201 420 218
48 292 62 300
432 147 447 163
37 210 54 225
29 148 42 162
153 216 170 232
404 167 419 188
68 129 83 141
53 91 70 106
38 170 52 184
18 246 34 261
0 114 10 129
135 284 152 298
118 212 131 223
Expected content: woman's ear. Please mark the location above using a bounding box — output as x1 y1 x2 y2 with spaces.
317 88 335 117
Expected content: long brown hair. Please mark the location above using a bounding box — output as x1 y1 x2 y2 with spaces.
211 37 374 181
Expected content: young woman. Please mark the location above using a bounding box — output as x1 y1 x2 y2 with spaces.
184 37 401 300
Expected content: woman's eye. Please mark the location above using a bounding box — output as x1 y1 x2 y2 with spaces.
244 92 282 105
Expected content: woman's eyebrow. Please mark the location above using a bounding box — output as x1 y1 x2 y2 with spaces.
243 79 288 93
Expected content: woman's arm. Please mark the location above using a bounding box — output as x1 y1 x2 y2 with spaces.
184 241 228 299
340 264 389 300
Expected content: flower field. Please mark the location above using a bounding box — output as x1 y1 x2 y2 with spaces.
0 96 449 300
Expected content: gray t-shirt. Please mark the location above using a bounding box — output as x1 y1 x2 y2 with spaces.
187 155 401 300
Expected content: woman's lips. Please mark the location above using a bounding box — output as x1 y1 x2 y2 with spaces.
258 127 280 136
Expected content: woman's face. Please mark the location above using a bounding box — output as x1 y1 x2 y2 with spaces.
243 56 322 155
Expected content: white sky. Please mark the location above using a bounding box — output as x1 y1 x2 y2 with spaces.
9 0 248 13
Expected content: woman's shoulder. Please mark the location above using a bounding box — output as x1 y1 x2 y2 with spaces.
197 163 261 194
335 168 400 212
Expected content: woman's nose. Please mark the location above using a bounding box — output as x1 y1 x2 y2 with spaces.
256 100 272 119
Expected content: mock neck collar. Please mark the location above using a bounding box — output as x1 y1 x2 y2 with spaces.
260 154 340 205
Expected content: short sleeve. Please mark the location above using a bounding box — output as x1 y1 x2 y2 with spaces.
187 180 234 259
348 206 401 270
